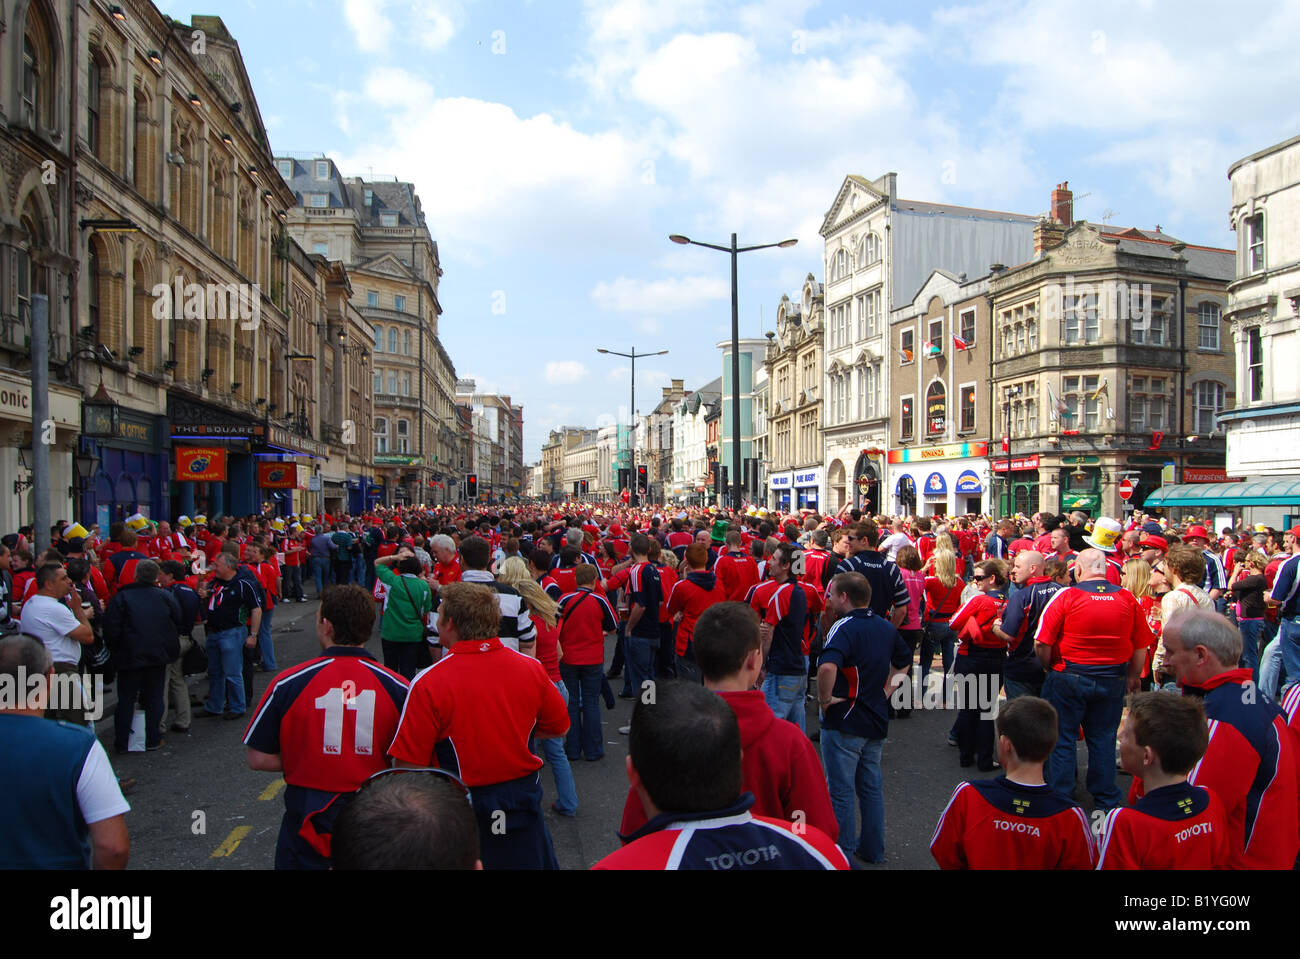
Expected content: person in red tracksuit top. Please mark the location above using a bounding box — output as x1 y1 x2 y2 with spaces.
557 565 617 763
931 696 1095 869
597 679 846 870
714 531 760 602
1099 692 1229 869
949 559 1010 771
1158 608 1299 869
619 601 837 840
665 544 726 683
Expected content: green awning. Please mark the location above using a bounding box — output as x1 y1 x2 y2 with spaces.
1143 477 1300 507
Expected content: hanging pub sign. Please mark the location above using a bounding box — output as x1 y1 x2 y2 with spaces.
176 447 227 482
257 462 301 489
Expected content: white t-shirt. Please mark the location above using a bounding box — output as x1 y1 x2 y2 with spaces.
19 594 84 665
78 739 131 824
879 532 912 561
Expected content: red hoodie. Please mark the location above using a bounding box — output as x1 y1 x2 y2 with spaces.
665 570 726 655
619 689 837 841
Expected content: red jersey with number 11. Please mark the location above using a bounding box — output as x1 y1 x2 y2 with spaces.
243 647 409 793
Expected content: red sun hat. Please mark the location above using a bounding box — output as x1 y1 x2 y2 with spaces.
1183 525 1211 542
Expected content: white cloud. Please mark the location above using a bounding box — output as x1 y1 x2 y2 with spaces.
545 361 590 384
417 5 458 50
590 275 728 313
332 71 661 255
343 0 394 53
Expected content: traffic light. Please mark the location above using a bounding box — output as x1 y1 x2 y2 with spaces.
466 473 478 499
637 464 647 491
580 479 589 495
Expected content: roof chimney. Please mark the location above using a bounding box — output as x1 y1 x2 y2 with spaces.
1051 181 1073 228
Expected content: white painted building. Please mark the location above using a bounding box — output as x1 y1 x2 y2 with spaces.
670 378 721 503
819 173 1036 514
1219 134 1300 525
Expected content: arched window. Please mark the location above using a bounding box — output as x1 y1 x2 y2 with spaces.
1026 318 1038 352
87 54 102 156
133 85 154 200
373 325 384 351
403 330 411 355
388 371 398 394
23 7 57 134
388 328 398 353
17 196 49 339
374 417 388 453
132 259 152 370
925 381 947 437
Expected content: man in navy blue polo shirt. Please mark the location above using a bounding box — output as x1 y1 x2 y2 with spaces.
817 571 912 864
196 553 262 719
1269 530 1300 696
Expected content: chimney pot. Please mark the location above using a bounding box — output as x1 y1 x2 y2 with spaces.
1050 182 1074 229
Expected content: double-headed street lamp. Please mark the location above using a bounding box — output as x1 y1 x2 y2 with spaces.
670 232 797 511
597 346 668 507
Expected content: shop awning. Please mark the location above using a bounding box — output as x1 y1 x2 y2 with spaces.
955 469 983 493
1143 477 1300 507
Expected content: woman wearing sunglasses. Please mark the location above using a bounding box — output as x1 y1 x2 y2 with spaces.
947 560 1009 771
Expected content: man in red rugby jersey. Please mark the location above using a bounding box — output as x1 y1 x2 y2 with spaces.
390 582 568 869
244 584 409 869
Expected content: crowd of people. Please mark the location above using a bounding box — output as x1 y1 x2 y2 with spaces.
1 500 1298 870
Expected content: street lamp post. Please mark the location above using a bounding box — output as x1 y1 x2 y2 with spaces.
597 346 667 507
670 232 797 511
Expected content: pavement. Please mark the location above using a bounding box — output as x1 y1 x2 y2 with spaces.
99 594 1125 869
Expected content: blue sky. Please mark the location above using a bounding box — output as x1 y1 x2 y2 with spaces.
159 0 1300 461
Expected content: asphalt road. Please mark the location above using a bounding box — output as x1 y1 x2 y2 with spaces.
98 595 1122 869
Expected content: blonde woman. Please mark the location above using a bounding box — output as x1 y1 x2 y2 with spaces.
501 559 577 815
924 534 966 579
921 549 964 691
1121 558 1160 690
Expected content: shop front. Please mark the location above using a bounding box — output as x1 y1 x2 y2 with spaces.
85 403 169 530
793 468 820 511
769 472 793 513
887 442 990 517
991 454 1040 518
260 425 330 518
0 370 81 531
168 394 266 518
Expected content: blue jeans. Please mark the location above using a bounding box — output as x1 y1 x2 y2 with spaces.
763 666 807 732
539 681 578 815
205 626 248 715
352 553 366 587
1238 619 1265 684
1279 618 1300 695
560 662 605 760
1042 669 1127 809
310 556 332 596
258 606 276 670
1261 635 1285 701
1003 674 1043 701
919 623 956 690
820 728 885 862
625 633 657 704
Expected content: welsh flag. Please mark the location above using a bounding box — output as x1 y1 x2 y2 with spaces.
953 334 970 351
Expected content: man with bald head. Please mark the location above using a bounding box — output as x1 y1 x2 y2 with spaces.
994 551 1063 701
1161 609 1299 869
1032 548 1154 809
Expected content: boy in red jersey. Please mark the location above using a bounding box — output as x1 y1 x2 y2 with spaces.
931 696 1095 869
244 585 409 869
1098 692 1229 869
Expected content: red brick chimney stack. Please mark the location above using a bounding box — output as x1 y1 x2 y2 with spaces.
1051 181 1073 227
